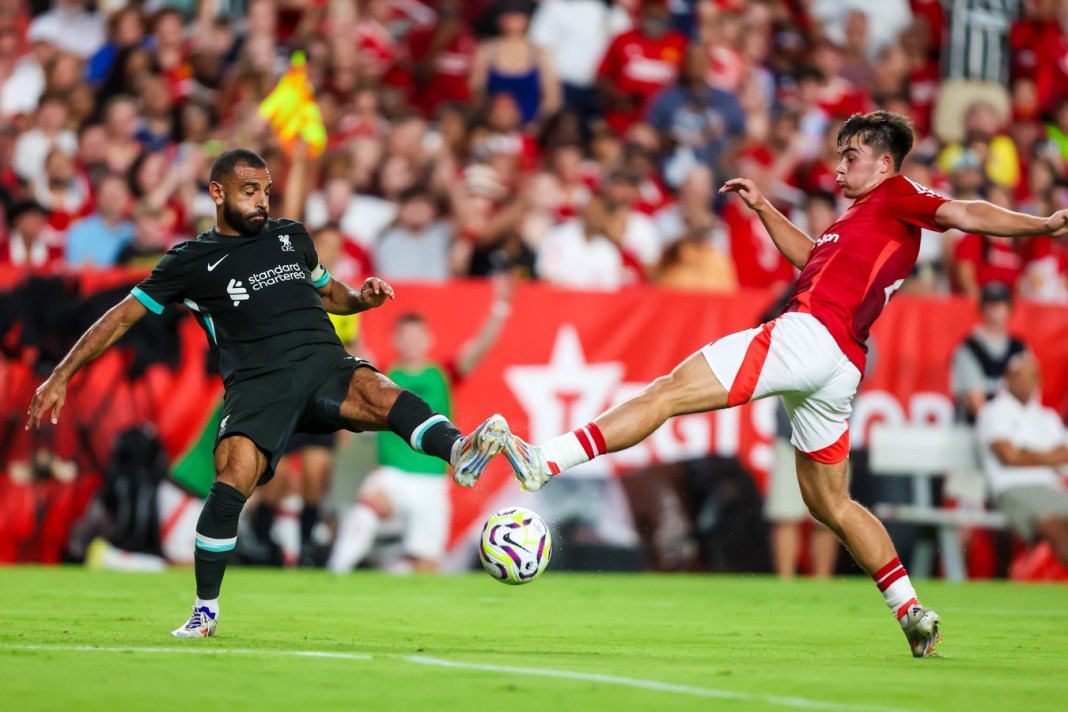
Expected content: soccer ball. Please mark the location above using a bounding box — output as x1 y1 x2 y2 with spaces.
479 507 552 584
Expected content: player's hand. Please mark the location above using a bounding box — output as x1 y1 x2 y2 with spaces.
26 375 67 430
1045 208 1068 237
359 277 395 309
719 178 768 212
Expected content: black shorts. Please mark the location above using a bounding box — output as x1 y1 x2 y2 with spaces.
215 351 376 485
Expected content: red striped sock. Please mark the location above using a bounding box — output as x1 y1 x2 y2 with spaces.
542 422 608 471
872 557 920 620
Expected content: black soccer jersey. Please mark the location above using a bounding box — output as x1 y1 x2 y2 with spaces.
131 218 345 384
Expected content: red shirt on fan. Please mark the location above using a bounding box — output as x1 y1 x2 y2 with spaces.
723 200 796 290
597 29 687 134
786 175 949 374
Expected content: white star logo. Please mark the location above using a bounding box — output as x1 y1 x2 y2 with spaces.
504 325 624 447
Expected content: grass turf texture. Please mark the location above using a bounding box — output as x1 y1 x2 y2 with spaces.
2 568 1066 712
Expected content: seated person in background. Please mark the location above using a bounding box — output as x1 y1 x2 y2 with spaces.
116 200 168 267
950 282 1030 423
977 353 1068 568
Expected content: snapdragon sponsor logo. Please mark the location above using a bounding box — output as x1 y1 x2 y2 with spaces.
249 262 303 291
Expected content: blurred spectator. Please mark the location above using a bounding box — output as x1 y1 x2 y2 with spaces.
404 0 478 116
597 0 687 135
305 175 397 251
0 24 49 118
1 199 62 269
721 148 796 290
34 147 90 233
27 0 105 60
529 0 631 121
655 220 736 293
87 7 145 86
654 163 716 244
808 0 912 59
537 195 626 290
647 44 745 185
951 282 1030 423
976 353 1068 568
953 184 1025 300
116 200 168 268
938 100 1019 190
66 173 133 268
470 0 560 127
517 170 564 255
12 92 76 183
933 0 1016 143
375 185 451 282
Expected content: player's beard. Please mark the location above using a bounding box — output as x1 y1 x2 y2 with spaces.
223 202 268 236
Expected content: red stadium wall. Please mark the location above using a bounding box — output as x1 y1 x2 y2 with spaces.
4 273 1068 560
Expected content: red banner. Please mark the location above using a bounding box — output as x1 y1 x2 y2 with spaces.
358 282 1068 548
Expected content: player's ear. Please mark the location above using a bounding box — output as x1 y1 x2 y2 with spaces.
209 180 224 206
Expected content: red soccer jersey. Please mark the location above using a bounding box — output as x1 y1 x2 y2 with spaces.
786 175 948 374
597 29 687 134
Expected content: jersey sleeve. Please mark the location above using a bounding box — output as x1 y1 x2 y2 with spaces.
888 178 950 232
130 247 187 315
295 226 331 288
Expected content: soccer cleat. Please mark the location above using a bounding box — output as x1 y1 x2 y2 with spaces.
171 606 217 638
452 414 510 487
900 603 941 658
503 433 559 492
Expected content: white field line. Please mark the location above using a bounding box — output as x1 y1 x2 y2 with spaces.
0 644 916 712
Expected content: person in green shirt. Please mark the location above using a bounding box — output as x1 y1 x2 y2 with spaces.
328 274 514 574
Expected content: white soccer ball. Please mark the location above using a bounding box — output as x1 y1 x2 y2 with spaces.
479 507 552 585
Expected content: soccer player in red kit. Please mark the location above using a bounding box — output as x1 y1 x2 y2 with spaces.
480 111 1068 657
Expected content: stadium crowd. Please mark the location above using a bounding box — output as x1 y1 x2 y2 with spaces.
0 0 1067 302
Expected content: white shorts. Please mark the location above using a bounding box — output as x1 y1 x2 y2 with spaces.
359 466 449 560
701 312 861 463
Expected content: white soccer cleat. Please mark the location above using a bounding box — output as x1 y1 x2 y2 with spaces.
503 433 558 492
900 603 941 658
171 606 217 638
452 414 510 487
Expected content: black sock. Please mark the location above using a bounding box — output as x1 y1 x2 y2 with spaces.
251 502 274 542
300 503 319 546
194 482 247 600
387 390 461 463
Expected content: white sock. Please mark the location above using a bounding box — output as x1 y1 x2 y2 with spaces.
541 423 607 472
872 557 919 621
327 503 379 574
195 598 219 618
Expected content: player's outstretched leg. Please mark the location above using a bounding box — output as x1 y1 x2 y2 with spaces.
172 435 265 638
504 352 728 491
796 451 941 658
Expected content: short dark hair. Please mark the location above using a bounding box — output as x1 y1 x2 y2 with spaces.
210 149 268 183
837 111 915 171
395 313 427 328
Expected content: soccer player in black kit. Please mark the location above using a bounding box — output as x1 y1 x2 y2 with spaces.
26 150 510 638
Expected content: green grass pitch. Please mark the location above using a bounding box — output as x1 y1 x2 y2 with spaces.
2 567 1066 711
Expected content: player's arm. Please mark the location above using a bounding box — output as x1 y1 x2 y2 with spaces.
935 201 1068 237
26 296 148 429
719 178 814 269
318 276 395 315
989 440 1068 467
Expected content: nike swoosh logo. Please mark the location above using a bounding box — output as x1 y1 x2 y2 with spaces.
207 255 229 271
502 531 529 552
